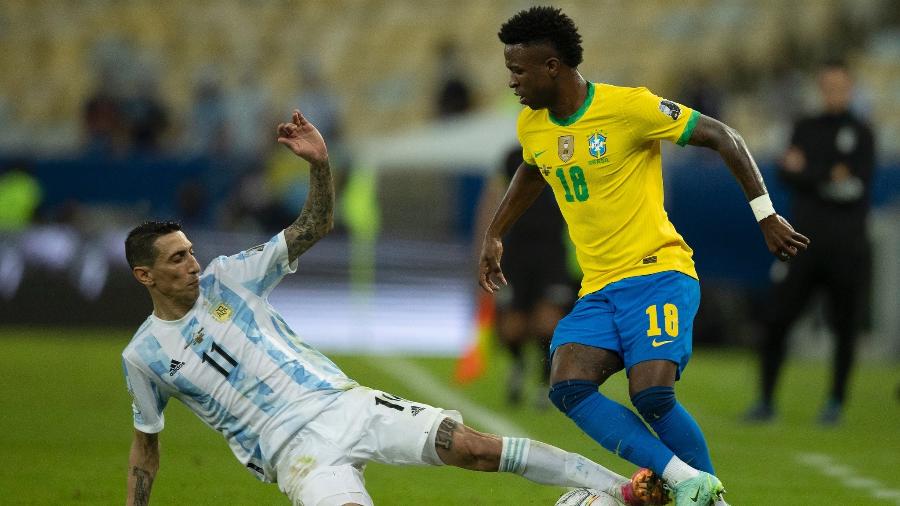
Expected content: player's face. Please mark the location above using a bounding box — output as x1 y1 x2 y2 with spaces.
504 43 557 110
148 231 201 305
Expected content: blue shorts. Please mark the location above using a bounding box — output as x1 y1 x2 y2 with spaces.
550 271 700 379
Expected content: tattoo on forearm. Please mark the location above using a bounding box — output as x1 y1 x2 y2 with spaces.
435 417 458 450
132 467 153 506
285 159 335 261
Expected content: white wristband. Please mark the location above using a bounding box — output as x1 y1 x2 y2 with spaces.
749 194 776 222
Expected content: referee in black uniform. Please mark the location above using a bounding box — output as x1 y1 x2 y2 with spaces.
746 61 876 425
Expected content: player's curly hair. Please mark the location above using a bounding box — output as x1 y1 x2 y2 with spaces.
125 220 183 268
498 6 583 68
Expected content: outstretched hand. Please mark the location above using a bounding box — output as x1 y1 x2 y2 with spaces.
760 214 810 262
277 109 328 163
478 237 507 293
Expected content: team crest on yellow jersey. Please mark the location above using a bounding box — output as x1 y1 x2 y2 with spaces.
211 302 233 322
588 131 607 158
558 135 574 162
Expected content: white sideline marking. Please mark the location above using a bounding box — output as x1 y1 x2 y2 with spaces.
367 356 533 438
796 452 900 504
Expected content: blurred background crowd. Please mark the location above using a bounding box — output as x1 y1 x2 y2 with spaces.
0 0 898 362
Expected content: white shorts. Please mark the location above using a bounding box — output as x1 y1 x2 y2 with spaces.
275 386 462 506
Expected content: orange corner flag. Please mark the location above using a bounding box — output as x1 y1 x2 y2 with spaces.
454 292 495 384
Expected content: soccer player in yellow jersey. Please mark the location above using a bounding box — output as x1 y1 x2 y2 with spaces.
479 7 810 506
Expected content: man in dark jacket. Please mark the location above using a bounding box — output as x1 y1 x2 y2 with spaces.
746 61 875 426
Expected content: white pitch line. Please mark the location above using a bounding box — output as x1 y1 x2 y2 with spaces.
795 452 900 505
367 356 533 438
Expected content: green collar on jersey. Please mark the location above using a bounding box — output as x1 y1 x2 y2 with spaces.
549 81 594 126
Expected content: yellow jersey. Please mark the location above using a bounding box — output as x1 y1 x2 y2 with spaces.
517 82 700 297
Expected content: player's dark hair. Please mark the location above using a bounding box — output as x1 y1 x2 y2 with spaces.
498 6 583 68
821 58 849 73
822 58 850 70
125 221 183 268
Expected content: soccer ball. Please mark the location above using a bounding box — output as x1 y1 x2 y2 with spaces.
555 488 623 506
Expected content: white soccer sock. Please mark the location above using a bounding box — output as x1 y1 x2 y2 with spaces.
661 455 700 485
500 437 627 497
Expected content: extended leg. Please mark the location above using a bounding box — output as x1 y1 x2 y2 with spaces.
433 416 666 505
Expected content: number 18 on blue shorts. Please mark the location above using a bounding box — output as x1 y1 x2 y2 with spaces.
550 271 700 379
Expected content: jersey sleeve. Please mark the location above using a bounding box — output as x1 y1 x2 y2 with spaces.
622 87 700 146
123 355 168 434
516 111 538 167
210 231 299 297
521 146 536 167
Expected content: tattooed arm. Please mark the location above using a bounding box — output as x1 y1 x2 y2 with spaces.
276 109 335 263
126 430 159 506
283 157 334 263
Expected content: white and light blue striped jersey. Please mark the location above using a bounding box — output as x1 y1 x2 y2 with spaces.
122 231 358 482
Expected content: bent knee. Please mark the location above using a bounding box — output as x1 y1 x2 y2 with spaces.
630 385 676 422
549 343 623 385
548 380 598 414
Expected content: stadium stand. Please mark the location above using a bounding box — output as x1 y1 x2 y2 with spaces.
0 0 897 157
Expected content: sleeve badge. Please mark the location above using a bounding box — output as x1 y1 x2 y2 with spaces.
658 100 681 120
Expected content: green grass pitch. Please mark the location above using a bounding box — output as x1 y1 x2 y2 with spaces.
1 327 897 505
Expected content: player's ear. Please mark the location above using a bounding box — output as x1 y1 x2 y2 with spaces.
132 266 154 287
545 57 560 77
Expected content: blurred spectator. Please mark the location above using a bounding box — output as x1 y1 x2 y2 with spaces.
82 84 126 157
123 69 170 154
745 61 875 426
226 59 354 232
432 40 481 237
434 40 473 118
473 147 577 407
294 59 344 144
82 39 133 157
83 43 170 157
227 67 273 162
222 58 347 234
292 58 350 220
187 68 230 157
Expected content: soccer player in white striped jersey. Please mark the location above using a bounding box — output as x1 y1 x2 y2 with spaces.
122 110 669 506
